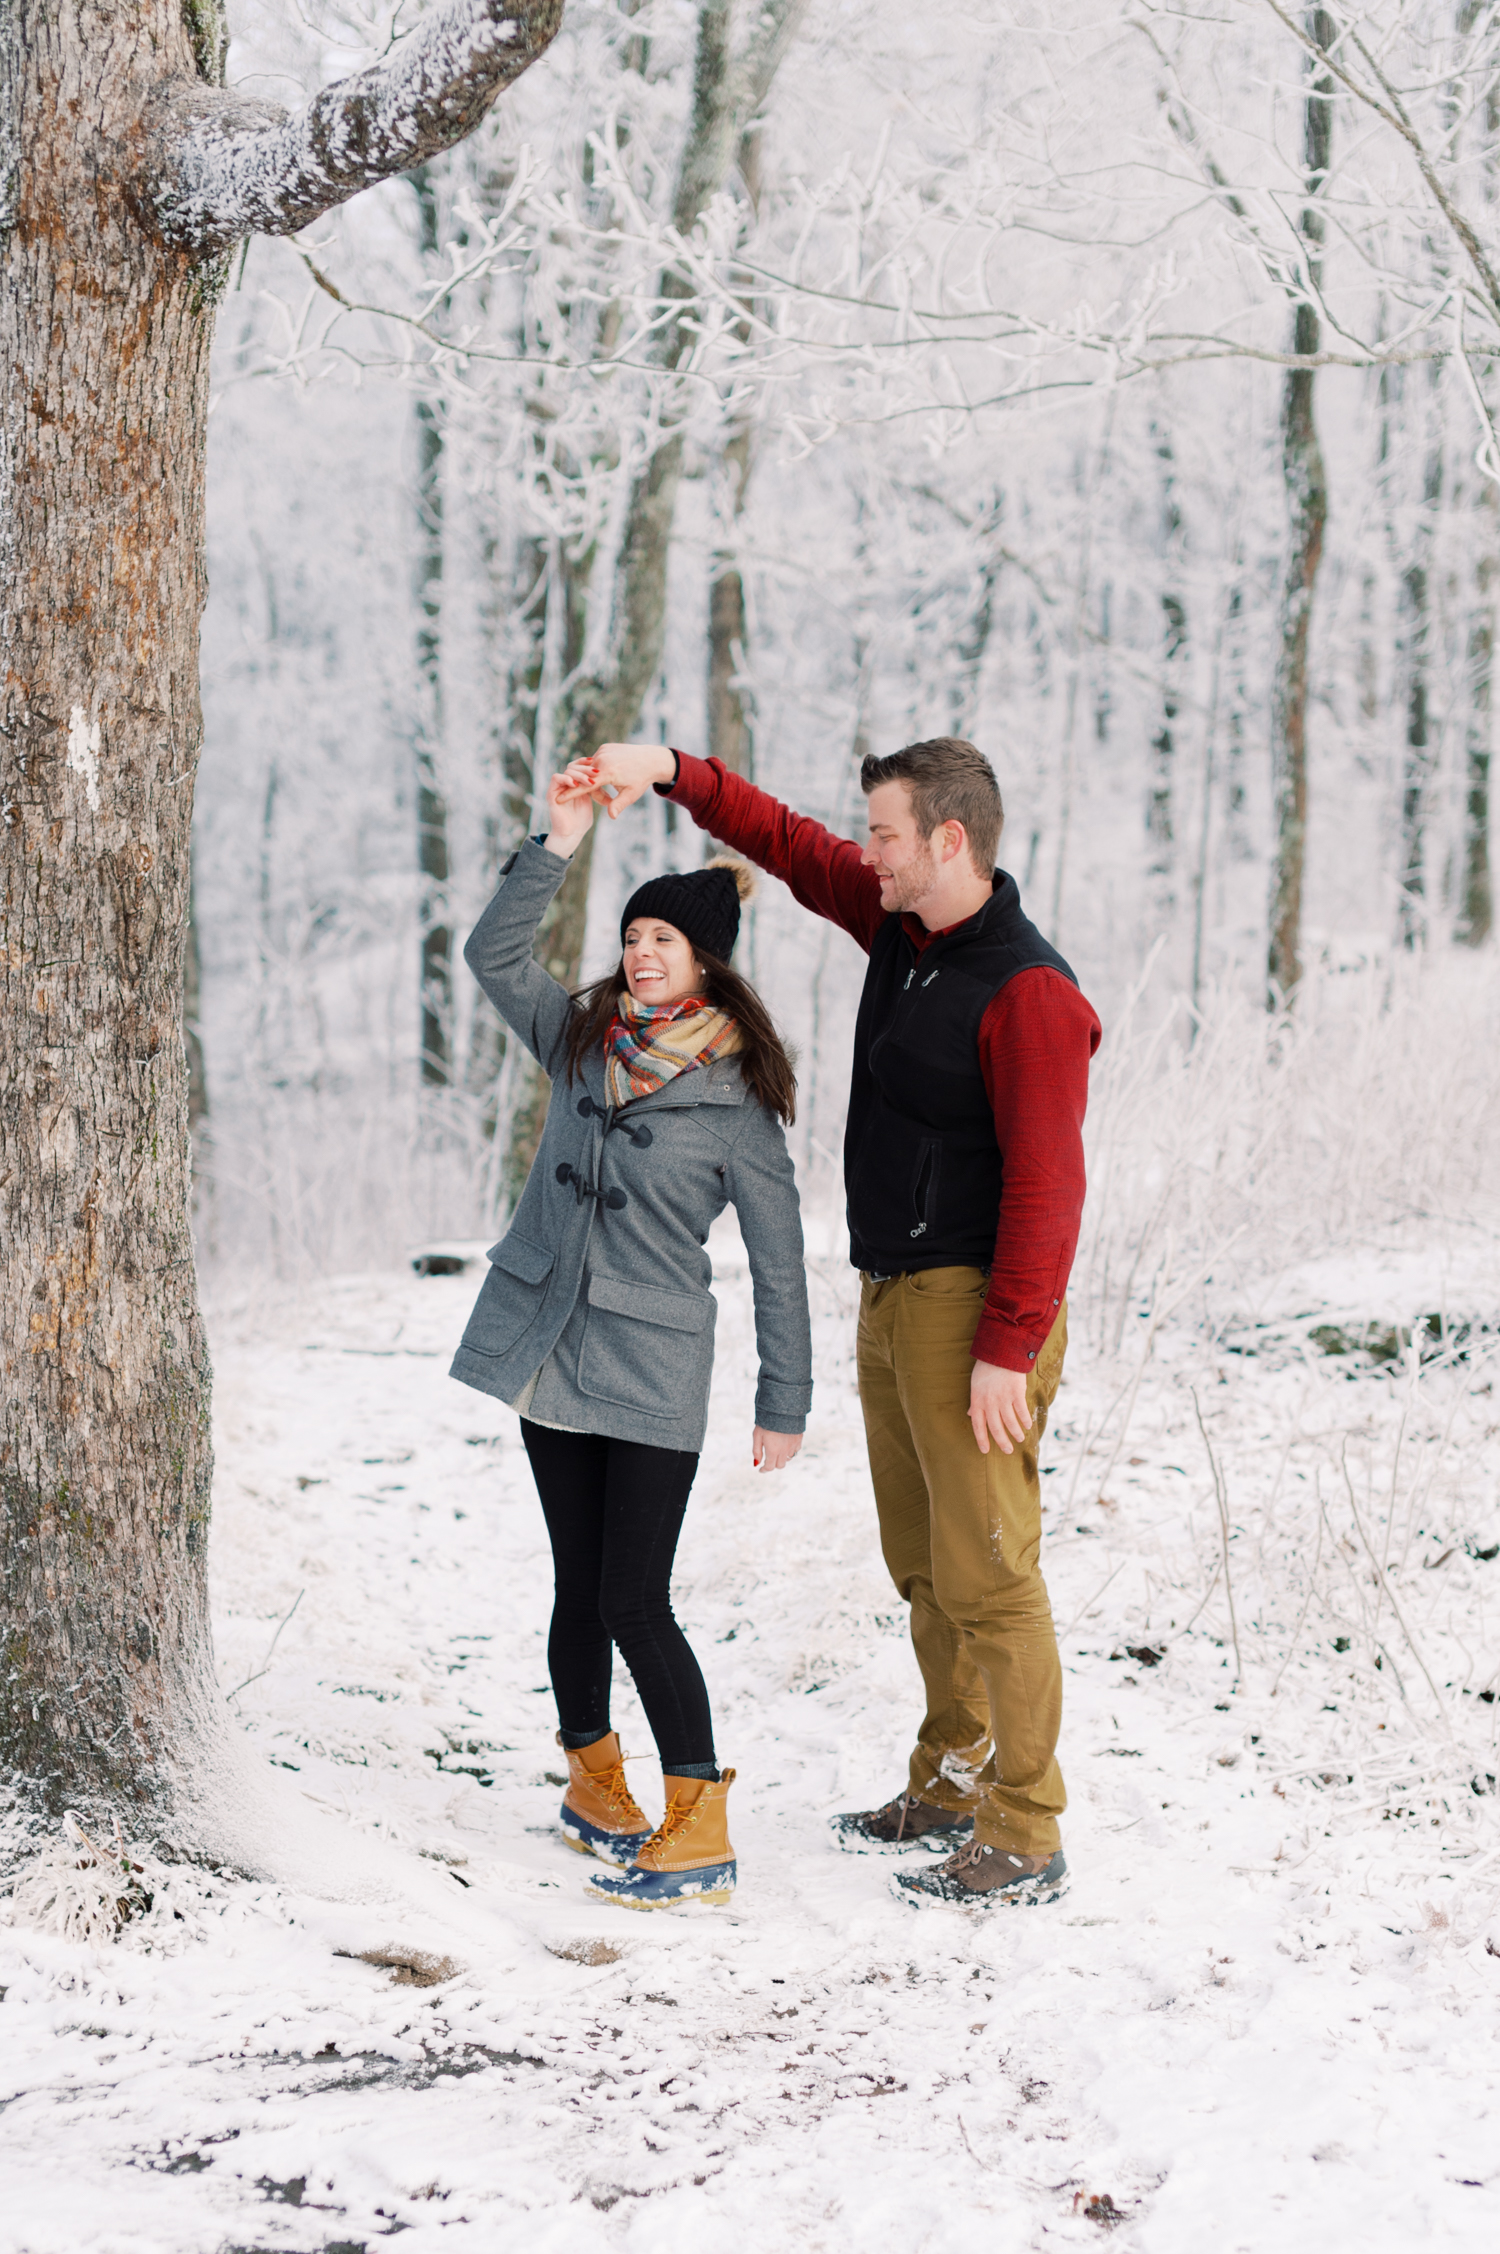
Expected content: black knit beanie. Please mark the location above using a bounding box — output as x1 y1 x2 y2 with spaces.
619 857 752 964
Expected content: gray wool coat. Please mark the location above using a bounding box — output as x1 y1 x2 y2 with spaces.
449 839 813 1451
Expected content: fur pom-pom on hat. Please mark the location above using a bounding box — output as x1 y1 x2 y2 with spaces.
706 854 757 903
620 855 755 963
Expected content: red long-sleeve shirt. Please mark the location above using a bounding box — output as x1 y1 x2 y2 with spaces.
664 754 1102 1372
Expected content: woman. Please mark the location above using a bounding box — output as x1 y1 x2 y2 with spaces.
449 768 811 1909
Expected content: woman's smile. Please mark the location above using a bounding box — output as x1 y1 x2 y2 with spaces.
622 918 704 1007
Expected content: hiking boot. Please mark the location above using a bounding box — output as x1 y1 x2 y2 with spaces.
588 1769 737 1909
557 1731 653 1866
830 1792 975 1855
893 1840 1068 1907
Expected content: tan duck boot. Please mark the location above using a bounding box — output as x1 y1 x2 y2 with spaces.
586 1769 737 1909
556 1731 652 1866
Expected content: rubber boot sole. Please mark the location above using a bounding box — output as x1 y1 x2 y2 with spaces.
829 1812 974 1857
586 1859 737 1910
559 1805 653 1868
891 1851 1069 1909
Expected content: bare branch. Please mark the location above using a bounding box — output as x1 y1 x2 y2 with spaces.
137 0 563 259
1260 0 1500 321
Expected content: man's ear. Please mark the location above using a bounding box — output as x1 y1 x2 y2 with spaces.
938 819 968 866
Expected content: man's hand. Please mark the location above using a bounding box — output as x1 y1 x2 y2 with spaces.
753 1427 803 1472
542 768 597 858
564 743 676 818
969 1360 1033 1456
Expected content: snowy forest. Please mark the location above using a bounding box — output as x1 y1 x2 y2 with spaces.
197 0 1499 1264
5 0 1500 2246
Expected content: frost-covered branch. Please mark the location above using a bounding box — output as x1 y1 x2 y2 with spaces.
137 0 563 258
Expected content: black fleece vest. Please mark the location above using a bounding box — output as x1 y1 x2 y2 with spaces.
843 872 1079 1274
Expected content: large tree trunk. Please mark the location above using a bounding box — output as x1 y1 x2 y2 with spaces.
1268 8 1334 1003
0 0 560 1827
1 6 225 1822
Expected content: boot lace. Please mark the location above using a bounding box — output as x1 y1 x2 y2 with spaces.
595 1759 647 1828
641 1786 706 1865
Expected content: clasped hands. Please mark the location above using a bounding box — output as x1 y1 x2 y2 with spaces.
552 744 674 820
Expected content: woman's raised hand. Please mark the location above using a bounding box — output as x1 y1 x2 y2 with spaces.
753 1427 803 1474
542 766 598 859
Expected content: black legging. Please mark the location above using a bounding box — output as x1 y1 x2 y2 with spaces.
520 1420 715 1772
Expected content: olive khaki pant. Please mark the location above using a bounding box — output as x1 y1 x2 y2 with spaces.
856 1269 1068 1856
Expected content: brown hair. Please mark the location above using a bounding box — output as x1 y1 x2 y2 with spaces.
860 736 1004 875
563 953 798 1126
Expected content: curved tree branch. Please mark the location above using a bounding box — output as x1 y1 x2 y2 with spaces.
137 0 564 259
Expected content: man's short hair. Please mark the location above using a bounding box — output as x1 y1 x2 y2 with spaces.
860 736 1004 875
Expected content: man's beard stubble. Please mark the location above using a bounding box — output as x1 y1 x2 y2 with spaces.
882 839 939 914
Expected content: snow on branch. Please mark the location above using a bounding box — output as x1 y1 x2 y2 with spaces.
137 0 563 259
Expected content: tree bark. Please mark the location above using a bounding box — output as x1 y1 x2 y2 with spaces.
184 878 209 1134
1268 9 1334 1003
1 0 560 1825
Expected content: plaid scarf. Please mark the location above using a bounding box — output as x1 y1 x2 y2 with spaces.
605 991 743 1109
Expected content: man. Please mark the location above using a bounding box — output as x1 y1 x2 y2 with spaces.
571 737 1101 1906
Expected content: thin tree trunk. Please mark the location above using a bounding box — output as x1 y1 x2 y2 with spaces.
0 0 559 1823
1268 8 1334 1003
501 0 805 1192
952 498 1004 742
1459 544 1495 944
707 421 756 784
1396 432 1442 949
1458 15 1495 949
1222 581 1253 862
1147 424 1187 925
411 169 452 1085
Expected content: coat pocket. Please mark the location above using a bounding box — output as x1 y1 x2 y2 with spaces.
577 1271 716 1415
489 1232 555 1286
459 1233 555 1360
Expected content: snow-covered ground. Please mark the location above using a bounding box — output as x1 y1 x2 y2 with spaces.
4 1217 1500 2253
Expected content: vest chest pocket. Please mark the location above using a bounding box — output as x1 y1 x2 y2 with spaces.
577 1272 716 1415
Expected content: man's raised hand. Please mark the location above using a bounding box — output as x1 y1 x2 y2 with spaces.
580 742 678 816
